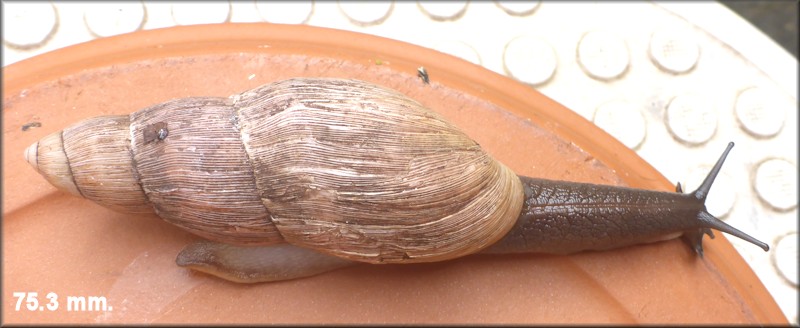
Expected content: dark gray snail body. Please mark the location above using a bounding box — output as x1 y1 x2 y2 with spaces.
25 77 768 283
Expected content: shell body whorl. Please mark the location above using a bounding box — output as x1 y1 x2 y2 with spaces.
26 78 525 264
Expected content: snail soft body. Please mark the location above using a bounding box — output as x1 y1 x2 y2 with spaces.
25 78 768 283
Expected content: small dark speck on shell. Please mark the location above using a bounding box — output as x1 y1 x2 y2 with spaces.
143 121 169 143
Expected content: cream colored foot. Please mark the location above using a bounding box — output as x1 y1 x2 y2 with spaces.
176 240 356 283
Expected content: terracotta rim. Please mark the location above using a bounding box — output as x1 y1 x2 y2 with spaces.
3 23 784 323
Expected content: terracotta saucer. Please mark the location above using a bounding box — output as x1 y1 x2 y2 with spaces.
2 23 785 324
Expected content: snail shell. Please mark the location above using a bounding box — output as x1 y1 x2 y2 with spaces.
25 78 524 264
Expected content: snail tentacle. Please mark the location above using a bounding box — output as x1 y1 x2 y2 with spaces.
681 142 769 254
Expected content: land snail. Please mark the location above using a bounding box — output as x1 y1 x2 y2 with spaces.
25 77 770 284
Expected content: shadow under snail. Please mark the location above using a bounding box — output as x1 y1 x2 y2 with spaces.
25 78 769 283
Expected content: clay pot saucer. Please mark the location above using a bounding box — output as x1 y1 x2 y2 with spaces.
2 23 786 324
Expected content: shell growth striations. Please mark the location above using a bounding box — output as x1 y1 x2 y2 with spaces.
25 78 525 264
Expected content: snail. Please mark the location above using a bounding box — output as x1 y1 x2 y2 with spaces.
25 77 769 283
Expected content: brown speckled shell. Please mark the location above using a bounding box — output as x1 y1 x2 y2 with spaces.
26 78 524 264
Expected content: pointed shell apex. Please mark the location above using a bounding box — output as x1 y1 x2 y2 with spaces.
24 141 39 168
26 132 82 197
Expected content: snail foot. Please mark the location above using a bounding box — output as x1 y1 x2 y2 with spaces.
176 240 355 283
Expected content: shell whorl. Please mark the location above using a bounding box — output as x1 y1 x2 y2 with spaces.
25 78 524 264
